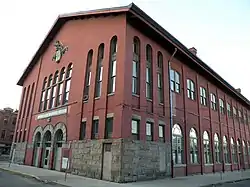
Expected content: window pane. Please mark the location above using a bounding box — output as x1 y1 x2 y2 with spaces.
66 80 71 92
146 68 150 82
112 60 116 76
146 123 151 135
170 70 175 81
132 61 137 77
159 125 164 137
132 120 138 133
88 72 91 85
175 72 180 83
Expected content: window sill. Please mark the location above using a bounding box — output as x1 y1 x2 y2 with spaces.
108 93 115 97
146 99 152 102
174 164 186 168
225 163 232 165
205 164 214 166
94 97 100 100
132 93 139 97
159 102 164 106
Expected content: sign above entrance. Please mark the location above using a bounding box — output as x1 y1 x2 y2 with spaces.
36 107 67 120
52 40 68 63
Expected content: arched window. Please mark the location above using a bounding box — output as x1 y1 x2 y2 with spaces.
95 44 104 98
132 37 140 95
146 44 153 99
203 131 211 164
231 138 237 163
63 63 73 104
49 71 59 109
243 140 248 163
172 124 183 164
39 78 47 111
157 52 164 104
56 67 65 106
83 49 93 98
43 74 53 110
108 36 117 94
214 133 221 163
223 136 230 163
190 128 198 164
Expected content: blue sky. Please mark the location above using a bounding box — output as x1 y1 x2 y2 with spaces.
0 0 249 109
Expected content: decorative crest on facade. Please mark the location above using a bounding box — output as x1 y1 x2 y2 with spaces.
52 40 68 63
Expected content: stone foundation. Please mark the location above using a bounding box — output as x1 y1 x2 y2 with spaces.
12 142 27 164
70 138 171 183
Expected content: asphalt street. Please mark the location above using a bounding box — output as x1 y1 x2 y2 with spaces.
216 180 250 187
0 170 64 187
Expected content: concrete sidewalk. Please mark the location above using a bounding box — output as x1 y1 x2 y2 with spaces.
0 162 250 187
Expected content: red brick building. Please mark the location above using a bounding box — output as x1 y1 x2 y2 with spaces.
13 3 250 182
0 108 17 154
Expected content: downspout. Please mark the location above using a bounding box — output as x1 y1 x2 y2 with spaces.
168 48 178 178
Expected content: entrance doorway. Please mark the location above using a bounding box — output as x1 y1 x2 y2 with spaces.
42 131 52 169
33 132 41 167
53 129 63 171
102 143 112 180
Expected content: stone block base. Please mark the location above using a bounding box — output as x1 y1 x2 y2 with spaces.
70 138 171 183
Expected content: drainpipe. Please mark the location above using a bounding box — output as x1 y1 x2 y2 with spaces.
168 48 178 178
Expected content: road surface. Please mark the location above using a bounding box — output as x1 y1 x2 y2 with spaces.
216 180 250 187
0 170 64 187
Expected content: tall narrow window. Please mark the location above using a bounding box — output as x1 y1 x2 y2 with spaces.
214 133 221 163
227 103 232 117
172 124 183 164
170 70 180 93
44 74 52 110
63 63 73 104
159 124 165 142
210 93 217 110
146 122 153 141
108 36 117 94
131 119 139 140
23 85 30 115
237 140 241 163
157 52 164 103
91 119 99 139
219 99 225 114
200 87 207 106
231 138 237 163
39 78 47 111
83 50 93 100
233 107 237 118
190 128 198 164
223 136 230 163
243 140 248 163
132 37 140 95
19 87 26 119
187 79 195 100
27 83 34 116
49 71 59 109
105 117 113 139
95 44 104 98
203 131 211 164
146 44 153 99
56 68 65 106
79 121 86 140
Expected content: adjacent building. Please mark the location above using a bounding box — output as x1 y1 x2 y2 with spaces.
0 108 17 154
13 3 250 182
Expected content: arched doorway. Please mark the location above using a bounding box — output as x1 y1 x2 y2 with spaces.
33 132 41 167
53 129 63 171
42 131 52 169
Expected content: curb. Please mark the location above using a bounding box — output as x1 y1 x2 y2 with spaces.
0 167 70 187
201 178 250 187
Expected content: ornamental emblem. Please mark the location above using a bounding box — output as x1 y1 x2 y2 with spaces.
52 41 68 63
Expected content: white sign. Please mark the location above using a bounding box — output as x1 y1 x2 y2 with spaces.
62 157 69 169
37 107 67 120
